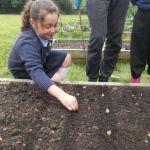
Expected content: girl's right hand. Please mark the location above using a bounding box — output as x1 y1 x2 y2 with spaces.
59 93 78 111
48 85 79 111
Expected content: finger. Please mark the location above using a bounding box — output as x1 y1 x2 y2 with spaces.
67 105 73 111
72 103 78 111
74 100 79 110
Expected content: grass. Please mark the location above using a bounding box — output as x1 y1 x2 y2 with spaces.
67 60 150 83
0 15 20 78
59 14 88 23
111 60 150 83
0 14 150 83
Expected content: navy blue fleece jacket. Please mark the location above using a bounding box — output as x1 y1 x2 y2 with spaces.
131 0 150 10
8 28 55 91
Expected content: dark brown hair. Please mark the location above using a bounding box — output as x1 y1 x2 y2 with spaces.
21 0 59 31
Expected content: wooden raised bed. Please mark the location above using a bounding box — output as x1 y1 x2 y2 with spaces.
0 79 150 149
52 40 131 60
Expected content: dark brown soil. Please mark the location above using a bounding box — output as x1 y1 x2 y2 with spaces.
52 40 130 50
0 81 150 150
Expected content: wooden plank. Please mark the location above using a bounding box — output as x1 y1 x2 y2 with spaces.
54 48 130 60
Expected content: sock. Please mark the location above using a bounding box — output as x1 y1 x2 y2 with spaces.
57 67 71 79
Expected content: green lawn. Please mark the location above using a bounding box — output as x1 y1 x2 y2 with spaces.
67 60 150 83
0 15 20 78
59 14 88 23
0 14 149 83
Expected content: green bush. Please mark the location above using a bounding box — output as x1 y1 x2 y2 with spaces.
0 0 26 13
72 32 81 39
54 0 73 14
125 4 137 30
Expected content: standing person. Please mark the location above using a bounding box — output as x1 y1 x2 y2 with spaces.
86 0 129 82
130 0 150 83
8 0 78 111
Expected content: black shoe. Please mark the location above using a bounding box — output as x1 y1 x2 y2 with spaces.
98 76 108 82
88 78 97 82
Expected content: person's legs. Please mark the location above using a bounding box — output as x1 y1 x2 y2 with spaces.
44 50 70 82
51 54 71 82
86 0 110 81
99 0 129 82
147 49 150 76
146 13 150 76
131 10 149 82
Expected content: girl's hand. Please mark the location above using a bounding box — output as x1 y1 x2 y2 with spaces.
48 85 79 111
59 93 78 111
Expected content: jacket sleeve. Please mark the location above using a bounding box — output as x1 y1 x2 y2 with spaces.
20 40 55 91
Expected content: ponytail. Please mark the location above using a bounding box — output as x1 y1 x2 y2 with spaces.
21 0 32 31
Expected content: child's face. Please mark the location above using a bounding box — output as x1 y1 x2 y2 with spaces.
33 13 59 40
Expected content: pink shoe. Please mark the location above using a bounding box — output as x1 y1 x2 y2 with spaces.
131 77 140 83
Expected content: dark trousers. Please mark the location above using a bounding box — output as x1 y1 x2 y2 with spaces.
86 0 129 81
131 10 150 79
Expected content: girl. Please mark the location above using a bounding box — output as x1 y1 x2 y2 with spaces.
8 0 78 111
131 0 150 83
